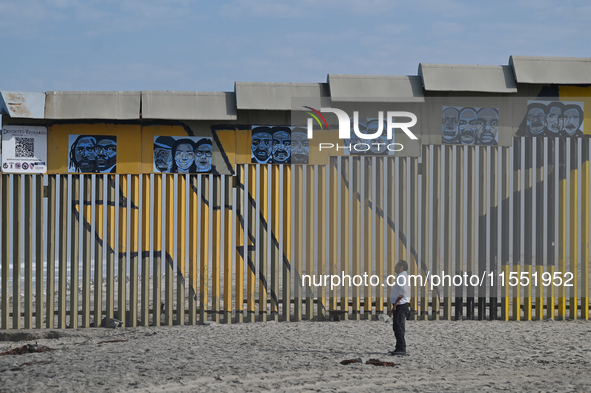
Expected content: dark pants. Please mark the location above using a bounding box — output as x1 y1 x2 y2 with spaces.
392 303 410 353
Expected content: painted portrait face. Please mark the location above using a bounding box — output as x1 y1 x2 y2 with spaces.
95 139 116 171
476 108 499 145
272 130 291 164
175 143 195 172
195 143 213 172
251 131 273 163
154 148 172 172
563 108 581 135
527 107 546 134
290 129 309 164
459 108 478 144
442 107 460 143
74 136 97 172
366 119 388 154
546 107 562 134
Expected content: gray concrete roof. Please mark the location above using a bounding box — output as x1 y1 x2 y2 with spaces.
235 82 329 110
418 63 518 93
141 91 237 120
0 91 46 118
45 91 141 119
509 55 591 84
328 74 424 102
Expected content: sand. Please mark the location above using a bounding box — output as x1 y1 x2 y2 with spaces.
0 319 590 392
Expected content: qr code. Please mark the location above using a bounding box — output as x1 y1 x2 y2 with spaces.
15 137 35 158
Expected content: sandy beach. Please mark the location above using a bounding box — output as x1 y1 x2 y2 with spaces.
0 319 590 392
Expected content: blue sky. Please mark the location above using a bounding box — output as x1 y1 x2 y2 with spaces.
1 0 590 92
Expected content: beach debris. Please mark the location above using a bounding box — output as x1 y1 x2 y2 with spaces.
378 314 391 323
100 318 122 328
19 360 52 367
366 359 399 367
0 344 55 356
97 340 128 345
328 309 347 321
340 359 360 365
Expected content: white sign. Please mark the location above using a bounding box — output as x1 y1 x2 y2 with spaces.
1 125 48 174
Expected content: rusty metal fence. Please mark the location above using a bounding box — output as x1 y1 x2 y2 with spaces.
0 137 589 329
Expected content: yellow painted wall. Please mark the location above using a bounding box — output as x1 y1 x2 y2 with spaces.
559 86 591 135
48 123 142 174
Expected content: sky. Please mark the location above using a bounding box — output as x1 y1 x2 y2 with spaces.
1 0 590 93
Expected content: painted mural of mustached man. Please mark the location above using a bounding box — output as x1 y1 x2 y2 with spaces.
271 126 291 164
522 101 584 137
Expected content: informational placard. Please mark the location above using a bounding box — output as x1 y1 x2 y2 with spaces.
1 125 47 174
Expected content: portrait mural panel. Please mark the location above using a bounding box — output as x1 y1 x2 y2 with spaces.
519 101 584 137
344 117 394 156
153 136 213 173
251 126 309 164
441 106 499 146
68 134 117 173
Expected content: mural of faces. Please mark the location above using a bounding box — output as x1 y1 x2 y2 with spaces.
527 106 546 135
251 126 308 164
563 107 581 135
475 108 499 145
442 107 460 143
345 117 392 155
68 135 117 173
153 136 213 173
459 108 478 145
272 128 291 164
95 138 117 172
251 127 273 164
546 106 562 134
154 136 175 172
194 139 213 172
174 141 195 173
441 107 499 145
290 127 309 164
520 101 584 137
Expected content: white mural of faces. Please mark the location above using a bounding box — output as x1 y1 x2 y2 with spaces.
459 108 478 145
290 128 309 164
442 106 499 145
345 117 393 155
527 107 546 135
442 107 460 143
563 107 581 135
475 108 499 145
